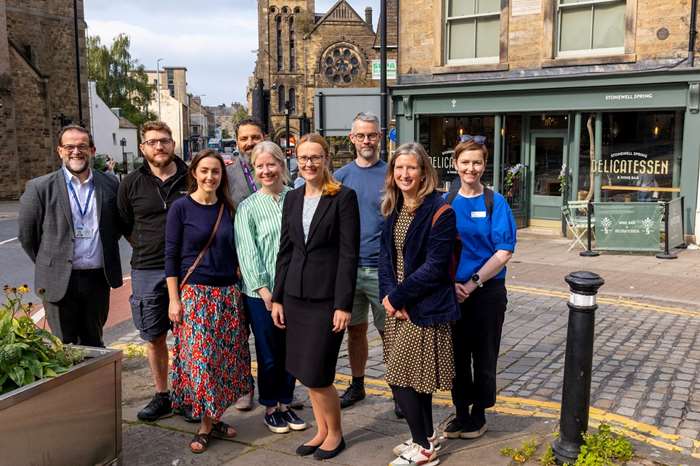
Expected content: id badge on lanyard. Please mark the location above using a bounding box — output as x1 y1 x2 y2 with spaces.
69 182 95 238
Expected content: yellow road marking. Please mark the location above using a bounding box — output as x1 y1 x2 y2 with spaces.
509 284 700 318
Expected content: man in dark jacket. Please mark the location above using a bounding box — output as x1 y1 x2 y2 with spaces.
118 121 188 422
18 125 123 347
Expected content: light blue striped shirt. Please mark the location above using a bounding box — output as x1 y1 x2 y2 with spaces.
234 187 290 297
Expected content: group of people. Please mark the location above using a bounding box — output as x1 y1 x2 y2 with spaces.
18 111 516 465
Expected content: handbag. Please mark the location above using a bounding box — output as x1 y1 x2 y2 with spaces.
431 203 462 281
179 203 225 292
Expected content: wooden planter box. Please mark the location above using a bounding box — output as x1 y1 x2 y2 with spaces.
0 347 122 466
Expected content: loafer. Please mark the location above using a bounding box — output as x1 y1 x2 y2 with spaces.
182 404 201 423
296 443 320 456
313 437 346 460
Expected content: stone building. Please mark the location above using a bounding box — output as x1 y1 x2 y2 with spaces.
0 0 90 199
144 67 191 158
252 0 397 148
393 0 700 240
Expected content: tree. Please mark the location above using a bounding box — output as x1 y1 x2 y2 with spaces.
87 34 155 127
230 102 249 128
221 128 231 139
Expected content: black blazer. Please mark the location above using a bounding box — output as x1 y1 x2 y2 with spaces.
273 185 360 311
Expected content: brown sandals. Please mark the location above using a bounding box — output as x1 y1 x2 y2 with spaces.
190 421 237 453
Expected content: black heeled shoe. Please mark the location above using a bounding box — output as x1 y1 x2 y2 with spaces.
313 437 346 460
296 443 320 456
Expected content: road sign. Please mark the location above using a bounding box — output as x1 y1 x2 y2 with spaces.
371 60 397 80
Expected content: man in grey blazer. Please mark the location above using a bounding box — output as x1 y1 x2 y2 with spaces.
18 125 123 347
226 118 265 208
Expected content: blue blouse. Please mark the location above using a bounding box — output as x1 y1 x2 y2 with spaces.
447 191 517 282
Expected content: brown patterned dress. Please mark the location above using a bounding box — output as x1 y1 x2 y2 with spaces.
383 204 455 394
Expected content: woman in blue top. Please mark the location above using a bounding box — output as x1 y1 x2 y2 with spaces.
165 150 252 454
443 138 517 440
379 142 460 466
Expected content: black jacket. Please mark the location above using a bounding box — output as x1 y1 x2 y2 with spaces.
117 158 188 269
273 186 360 311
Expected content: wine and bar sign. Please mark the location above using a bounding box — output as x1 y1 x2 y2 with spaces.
594 202 663 252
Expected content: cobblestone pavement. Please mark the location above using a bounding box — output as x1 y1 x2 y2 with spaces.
109 285 700 459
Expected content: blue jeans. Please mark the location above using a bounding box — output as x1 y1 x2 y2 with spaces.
246 296 296 407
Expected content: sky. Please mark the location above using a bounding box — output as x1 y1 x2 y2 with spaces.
85 0 381 107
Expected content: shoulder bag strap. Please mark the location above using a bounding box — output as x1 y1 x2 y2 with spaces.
179 203 225 292
432 204 451 226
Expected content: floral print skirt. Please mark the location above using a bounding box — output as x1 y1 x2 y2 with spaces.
170 283 252 420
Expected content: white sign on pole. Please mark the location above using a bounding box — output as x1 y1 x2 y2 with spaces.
371 59 397 80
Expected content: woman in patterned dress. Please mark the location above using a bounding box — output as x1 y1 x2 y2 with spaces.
165 149 252 453
378 142 460 466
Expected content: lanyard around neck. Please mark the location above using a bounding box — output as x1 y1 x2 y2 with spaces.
239 158 258 194
67 180 94 218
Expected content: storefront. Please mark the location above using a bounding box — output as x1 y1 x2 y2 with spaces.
392 69 700 239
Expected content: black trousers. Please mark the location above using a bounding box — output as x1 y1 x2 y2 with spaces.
451 279 507 422
391 385 434 449
44 268 110 347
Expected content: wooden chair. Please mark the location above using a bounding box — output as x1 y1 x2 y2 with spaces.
562 201 593 252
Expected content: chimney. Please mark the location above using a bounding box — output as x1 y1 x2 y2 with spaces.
365 7 373 31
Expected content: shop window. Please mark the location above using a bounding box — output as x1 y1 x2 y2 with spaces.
445 0 501 64
580 111 683 202
530 114 568 130
556 0 625 57
418 115 495 190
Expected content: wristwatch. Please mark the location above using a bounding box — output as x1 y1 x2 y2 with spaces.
471 273 484 288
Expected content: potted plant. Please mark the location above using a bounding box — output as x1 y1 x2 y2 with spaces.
0 285 123 465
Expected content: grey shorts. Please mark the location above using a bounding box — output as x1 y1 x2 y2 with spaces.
350 267 386 331
129 268 170 342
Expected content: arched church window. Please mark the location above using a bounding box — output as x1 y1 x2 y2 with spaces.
275 16 283 71
321 45 362 85
289 17 296 71
278 85 285 112
289 87 296 113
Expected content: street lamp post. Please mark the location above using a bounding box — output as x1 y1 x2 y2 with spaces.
120 137 127 181
156 58 164 120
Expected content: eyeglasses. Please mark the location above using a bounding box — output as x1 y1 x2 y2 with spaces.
297 155 325 165
460 134 487 144
142 138 173 147
352 132 379 141
60 144 91 153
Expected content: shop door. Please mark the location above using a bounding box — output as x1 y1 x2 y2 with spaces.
529 131 568 220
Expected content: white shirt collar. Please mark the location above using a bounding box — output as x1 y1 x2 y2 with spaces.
62 165 93 186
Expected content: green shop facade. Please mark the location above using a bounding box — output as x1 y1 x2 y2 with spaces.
392 69 700 240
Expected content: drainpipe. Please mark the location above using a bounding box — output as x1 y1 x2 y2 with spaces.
73 0 84 125
690 0 698 66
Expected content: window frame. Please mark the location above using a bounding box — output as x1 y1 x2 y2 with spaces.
444 0 503 66
555 0 626 58
275 15 283 72
289 16 296 71
288 87 296 113
277 85 285 113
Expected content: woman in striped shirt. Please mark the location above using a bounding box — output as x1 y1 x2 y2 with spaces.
234 141 307 434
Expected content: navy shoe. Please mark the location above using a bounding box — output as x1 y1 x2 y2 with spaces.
264 409 290 434
313 437 346 460
137 393 172 422
281 408 307 431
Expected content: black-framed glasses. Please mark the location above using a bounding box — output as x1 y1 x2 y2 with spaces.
297 155 324 165
460 134 487 144
142 138 173 147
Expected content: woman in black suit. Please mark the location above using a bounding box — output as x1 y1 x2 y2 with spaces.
272 133 360 461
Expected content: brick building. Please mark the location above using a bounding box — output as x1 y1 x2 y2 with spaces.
0 0 89 199
252 0 397 149
393 0 700 240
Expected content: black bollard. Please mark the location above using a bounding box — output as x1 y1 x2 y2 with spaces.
552 271 605 464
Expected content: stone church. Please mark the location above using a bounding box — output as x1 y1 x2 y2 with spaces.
0 0 89 199
250 0 397 148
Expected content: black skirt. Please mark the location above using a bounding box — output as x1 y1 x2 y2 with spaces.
284 294 344 388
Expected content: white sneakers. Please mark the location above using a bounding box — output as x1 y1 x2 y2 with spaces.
389 442 439 466
392 431 442 456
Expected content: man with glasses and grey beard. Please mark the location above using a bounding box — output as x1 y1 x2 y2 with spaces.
334 113 404 418
118 121 189 422
19 124 123 348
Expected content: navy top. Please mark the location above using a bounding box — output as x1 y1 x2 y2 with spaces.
334 159 387 267
445 191 517 282
165 196 238 287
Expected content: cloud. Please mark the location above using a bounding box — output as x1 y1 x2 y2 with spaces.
85 0 381 105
